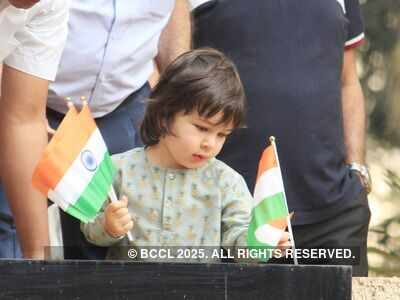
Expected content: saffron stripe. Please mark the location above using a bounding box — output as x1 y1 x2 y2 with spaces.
33 105 97 195
48 129 107 207
33 106 78 195
256 145 277 181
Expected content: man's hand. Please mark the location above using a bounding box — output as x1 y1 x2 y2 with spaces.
104 196 134 238
9 0 40 9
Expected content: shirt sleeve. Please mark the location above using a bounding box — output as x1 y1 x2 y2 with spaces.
344 0 365 49
3 0 69 80
188 0 214 10
221 172 252 248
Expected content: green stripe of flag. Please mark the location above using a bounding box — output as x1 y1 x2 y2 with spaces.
247 192 289 261
254 192 288 222
66 205 91 223
66 153 115 223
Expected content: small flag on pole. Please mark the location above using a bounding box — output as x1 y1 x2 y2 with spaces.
247 136 295 262
33 104 115 223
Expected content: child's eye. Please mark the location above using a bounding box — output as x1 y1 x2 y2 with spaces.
195 124 208 132
218 132 230 138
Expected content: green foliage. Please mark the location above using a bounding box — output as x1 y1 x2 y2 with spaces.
361 1 400 276
368 169 400 276
360 0 400 145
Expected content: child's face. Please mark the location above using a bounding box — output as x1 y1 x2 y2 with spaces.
160 111 234 169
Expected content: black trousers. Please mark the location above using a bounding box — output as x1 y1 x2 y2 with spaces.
270 190 371 277
47 83 150 259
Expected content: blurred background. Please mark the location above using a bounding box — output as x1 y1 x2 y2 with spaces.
360 0 400 276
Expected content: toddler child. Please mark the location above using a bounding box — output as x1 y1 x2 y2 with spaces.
81 48 288 261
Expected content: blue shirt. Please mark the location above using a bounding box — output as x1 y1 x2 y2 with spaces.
193 0 365 225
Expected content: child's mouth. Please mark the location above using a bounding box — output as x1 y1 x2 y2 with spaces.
192 154 206 161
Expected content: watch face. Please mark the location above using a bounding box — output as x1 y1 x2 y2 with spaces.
359 170 372 194
350 165 372 194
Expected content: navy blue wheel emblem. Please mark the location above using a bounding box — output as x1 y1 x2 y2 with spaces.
81 150 97 172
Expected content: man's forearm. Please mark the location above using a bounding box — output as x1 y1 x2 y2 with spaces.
156 0 191 72
0 65 49 259
341 49 366 164
0 64 2 95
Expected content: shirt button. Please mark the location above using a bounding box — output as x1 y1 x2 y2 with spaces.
168 173 175 180
164 216 172 229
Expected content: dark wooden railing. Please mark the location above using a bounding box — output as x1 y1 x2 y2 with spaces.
0 260 351 299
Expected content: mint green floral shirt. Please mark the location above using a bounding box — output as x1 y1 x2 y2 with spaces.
81 148 252 261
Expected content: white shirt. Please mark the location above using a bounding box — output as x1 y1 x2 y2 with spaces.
0 0 69 80
47 1 175 118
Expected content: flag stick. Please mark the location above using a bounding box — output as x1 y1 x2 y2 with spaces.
269 136 298 265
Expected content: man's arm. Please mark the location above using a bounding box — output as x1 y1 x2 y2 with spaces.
0 65 49 259
341 48 366 164
0 64 2 95
155 0 191 73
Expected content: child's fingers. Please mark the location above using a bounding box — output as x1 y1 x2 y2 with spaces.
108 196 129 212
123 220 134 232
118 214 133 226
107 201 126 212
114 207 130 218
120 195 129 206
117 220 133 236
278 232 290 244
278 241 292 247
276 232 291 253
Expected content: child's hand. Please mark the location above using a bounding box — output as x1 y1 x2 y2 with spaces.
277 231 290 247
272 232 291 258
104 196 134 238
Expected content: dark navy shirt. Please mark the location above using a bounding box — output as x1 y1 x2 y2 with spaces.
193 0 365 225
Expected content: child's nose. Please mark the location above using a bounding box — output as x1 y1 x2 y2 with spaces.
201 135 217 150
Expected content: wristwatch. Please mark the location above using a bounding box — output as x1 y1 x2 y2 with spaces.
348 162 372 194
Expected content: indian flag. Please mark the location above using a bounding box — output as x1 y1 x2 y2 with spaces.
33 104 115 223
247 137 290 261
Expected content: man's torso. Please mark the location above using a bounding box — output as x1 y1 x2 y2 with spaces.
47 0 175 117
193 0 365 224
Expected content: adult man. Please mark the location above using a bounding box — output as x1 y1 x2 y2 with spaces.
191 0 371 276
0 0 69 259
46 0 191 259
